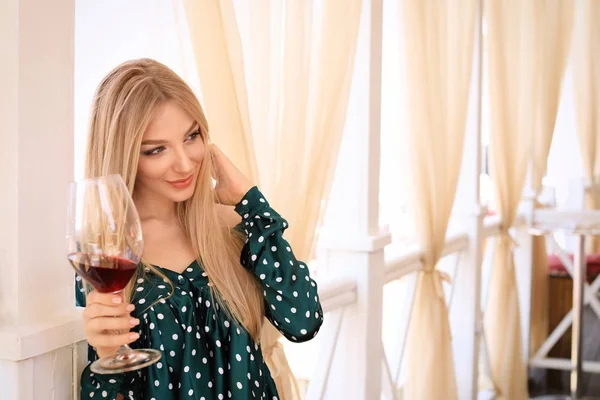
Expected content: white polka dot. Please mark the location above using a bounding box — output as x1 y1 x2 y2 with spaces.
244 213 249 218
246 345 251 352
306 311 310 318
172 334 178 340
184 366 190 372
187 326 192 333
205 326 210 332
206 300 211 307
157 362 162 369
157 313 164 320
274 262 280 268
259 198 265 203
258 236 264 243
255 380 260 387
192 349 197 356
189 389 194 396
216 340 222 347
236 354 242 361
264 212 270 216
260 274 266 280
242 199 248 205
291 307 297 313
263 259 268 265
169 383 173 390
292 275 297 281
203 357 208 364
286 246 291 252
208 381 213 388
251 255 257 261
108 379 116 384
293 291 298 297
182 306 187 312
276 295 282 301
136 287 144 292
301 329 307 334
102 391 107 398
154 380 159 387
89 393 94 398
224 320 230 328
138 299 146 305
196 372 201 379
276 277 283 282
271 246 277 252
170 351 175 357
219 395 224 400
247 373 251 379
219 367 224 374
158 285 165 289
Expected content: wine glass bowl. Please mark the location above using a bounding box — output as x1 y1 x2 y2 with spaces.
67 174 161 374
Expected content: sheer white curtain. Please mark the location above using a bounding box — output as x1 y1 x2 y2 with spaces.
529 1 574 356
180 1 362 398
573 0 600 253
399 1 477 399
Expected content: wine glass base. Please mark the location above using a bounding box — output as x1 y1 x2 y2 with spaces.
90 348 162 374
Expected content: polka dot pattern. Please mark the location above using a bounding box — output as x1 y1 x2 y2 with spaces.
75 187 322 399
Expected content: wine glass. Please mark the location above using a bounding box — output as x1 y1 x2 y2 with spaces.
66 174 161 374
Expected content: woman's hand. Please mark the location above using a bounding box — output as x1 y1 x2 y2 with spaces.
82 291 140 358
211 144 254 206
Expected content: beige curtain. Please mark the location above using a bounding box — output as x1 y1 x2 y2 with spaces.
529 1 574 357
181 1 362 398
400 1 477 399
484 1 544 398
573 0 600 253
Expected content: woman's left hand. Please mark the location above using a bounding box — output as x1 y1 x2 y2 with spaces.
211 144 254 206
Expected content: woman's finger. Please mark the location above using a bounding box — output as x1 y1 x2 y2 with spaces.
86 316 139 333
83 302 134 320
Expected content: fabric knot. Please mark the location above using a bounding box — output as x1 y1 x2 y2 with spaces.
424 269 452 300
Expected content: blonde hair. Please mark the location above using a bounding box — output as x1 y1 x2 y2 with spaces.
84 58 265 340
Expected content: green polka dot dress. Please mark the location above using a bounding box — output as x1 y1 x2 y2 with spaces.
76 187 324 399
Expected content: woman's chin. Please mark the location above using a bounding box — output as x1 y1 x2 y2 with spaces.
167 187 195 203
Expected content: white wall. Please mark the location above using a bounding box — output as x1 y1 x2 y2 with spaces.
74 0 200 180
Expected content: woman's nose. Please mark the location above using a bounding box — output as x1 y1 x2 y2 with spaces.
173 147 194 173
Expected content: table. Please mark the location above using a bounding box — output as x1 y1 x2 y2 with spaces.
530 221 600 399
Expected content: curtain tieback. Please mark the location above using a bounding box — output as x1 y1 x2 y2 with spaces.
424 269 452 300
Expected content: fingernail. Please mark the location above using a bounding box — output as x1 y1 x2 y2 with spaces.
112 297 122 304
126 304 135 312
130 318 140 326
129 332 140 340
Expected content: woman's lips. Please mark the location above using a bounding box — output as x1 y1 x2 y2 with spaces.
167 175 193 189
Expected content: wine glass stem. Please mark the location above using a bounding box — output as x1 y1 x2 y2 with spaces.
115 344 134 362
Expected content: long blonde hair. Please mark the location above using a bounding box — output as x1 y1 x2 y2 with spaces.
85 58 265 340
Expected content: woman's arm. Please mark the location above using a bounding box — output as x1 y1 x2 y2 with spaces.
234 187 324 342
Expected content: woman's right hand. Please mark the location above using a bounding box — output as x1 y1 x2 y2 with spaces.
82 291 140 358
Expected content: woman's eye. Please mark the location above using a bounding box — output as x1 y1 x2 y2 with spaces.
186 131 201 141
143 147 165 156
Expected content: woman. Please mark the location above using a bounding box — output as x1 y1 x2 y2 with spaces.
76 58 323 399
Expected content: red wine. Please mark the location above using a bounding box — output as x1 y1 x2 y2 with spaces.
68 253 137 293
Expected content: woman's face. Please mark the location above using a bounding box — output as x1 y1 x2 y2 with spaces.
135 101 206 204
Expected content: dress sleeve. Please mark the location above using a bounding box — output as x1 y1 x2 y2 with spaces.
75 275 145 400
234 187 324 342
